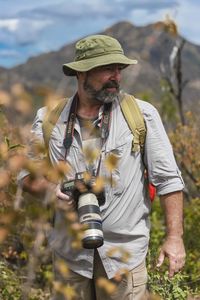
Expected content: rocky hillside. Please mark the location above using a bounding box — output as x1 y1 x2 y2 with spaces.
1 21 200 114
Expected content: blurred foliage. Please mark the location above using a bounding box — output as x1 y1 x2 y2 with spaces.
159 79 179 127
154 14 179 37
0 15 200 297
169 112 200 198
0 260 22 300
0 83 199 300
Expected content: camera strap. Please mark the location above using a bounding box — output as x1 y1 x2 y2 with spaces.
63 95 112 158
100 101 112 141
95 101 112 177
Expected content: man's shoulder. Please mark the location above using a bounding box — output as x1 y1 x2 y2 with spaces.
114 94 159 121
35 96 73 123
35 106 47 120
57 96 73 122
134 98 158 117
135 98 156 111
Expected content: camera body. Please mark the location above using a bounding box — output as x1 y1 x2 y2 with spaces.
61 175 105 249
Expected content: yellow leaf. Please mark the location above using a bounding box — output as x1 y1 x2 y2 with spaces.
154 15 178 36
56 160 72 176
71 240 82 250
0 170 10 188
104 153 119 172
71 222 83 231
56 260 69 277
83 146 100 165
106 246 119 257
0 191 8 205
0 90 11 107
11 83 24 96
163 15 178 36
8 154 26 172
113 268 129 282
0 213 14 225
53 281 77 299
66 211 78 222
14 97 33 115
83 171 91 183
0 228 9 243
44 94 61 111
62 285 77 300
92 176 105 194
106 246 131 263
0 143 8 159
97 277 117 295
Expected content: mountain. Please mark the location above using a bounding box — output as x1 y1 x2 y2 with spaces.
1 21 200 116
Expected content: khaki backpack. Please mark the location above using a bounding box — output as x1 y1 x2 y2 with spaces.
42 93 146 153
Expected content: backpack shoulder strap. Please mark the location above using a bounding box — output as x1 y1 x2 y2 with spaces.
42 94 146 152
42 98 69 148
119 93 146 153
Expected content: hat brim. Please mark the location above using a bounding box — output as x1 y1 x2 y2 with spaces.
63 53 137 76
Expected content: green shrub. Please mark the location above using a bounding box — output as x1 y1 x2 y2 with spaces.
147 197 200 299
0 260 22 300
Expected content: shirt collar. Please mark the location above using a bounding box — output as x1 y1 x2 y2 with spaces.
60 93 104 126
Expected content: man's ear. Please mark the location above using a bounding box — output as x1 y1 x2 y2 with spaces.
76 71 83 79
77 71 86 81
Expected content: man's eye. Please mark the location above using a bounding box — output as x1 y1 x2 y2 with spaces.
103 66 112 71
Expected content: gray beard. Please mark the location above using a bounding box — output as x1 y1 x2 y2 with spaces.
83 81 120 104
94 89 119 103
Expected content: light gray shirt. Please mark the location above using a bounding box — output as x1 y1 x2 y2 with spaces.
18 96 184 279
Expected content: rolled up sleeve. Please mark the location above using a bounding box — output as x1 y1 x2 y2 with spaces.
142 102 184 195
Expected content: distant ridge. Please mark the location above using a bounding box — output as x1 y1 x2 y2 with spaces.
0 21 200 114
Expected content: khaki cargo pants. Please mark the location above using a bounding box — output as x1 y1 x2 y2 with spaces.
52 250 148 300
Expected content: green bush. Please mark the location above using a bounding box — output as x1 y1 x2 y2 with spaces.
0 260 22 300
147 197 200 299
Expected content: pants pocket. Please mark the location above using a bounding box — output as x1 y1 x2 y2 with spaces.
131 261 148 287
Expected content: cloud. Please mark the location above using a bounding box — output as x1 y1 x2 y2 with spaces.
13 0 179 21
16 0 113 20
0 49 20 58
0 0 199 68
15 19 52 45
0 17 52 46
0 0 60 18
0 19 19 32
118 0 179 11
175 0 200 44
0 0 180 46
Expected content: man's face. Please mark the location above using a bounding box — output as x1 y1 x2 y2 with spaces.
83 64 125 103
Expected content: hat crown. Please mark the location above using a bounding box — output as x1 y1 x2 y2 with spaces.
75 35 124 61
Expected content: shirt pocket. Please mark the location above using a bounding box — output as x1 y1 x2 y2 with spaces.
102 134 133 196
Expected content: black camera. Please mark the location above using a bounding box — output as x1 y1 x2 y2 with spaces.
61 174 105 249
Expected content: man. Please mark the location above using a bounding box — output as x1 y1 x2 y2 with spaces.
19 35 185 300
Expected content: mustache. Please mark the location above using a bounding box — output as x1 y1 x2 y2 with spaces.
103 81 120 89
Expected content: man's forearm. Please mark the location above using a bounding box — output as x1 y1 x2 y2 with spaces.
160 191 184 238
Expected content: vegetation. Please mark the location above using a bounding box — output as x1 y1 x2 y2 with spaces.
0 79 200 300
0 17 199 300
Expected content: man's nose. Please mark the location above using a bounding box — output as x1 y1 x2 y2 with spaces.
110 67 121 82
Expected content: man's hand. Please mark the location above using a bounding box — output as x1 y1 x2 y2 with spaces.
55 184 76 210
157 236 186 278
158 191 186 278
22 175 76 210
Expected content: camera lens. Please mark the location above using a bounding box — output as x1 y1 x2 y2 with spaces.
78 193 104 249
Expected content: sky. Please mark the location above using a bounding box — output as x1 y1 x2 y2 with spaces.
0 0 200 68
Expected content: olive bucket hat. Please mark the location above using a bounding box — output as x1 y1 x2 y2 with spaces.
63 34 137 76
